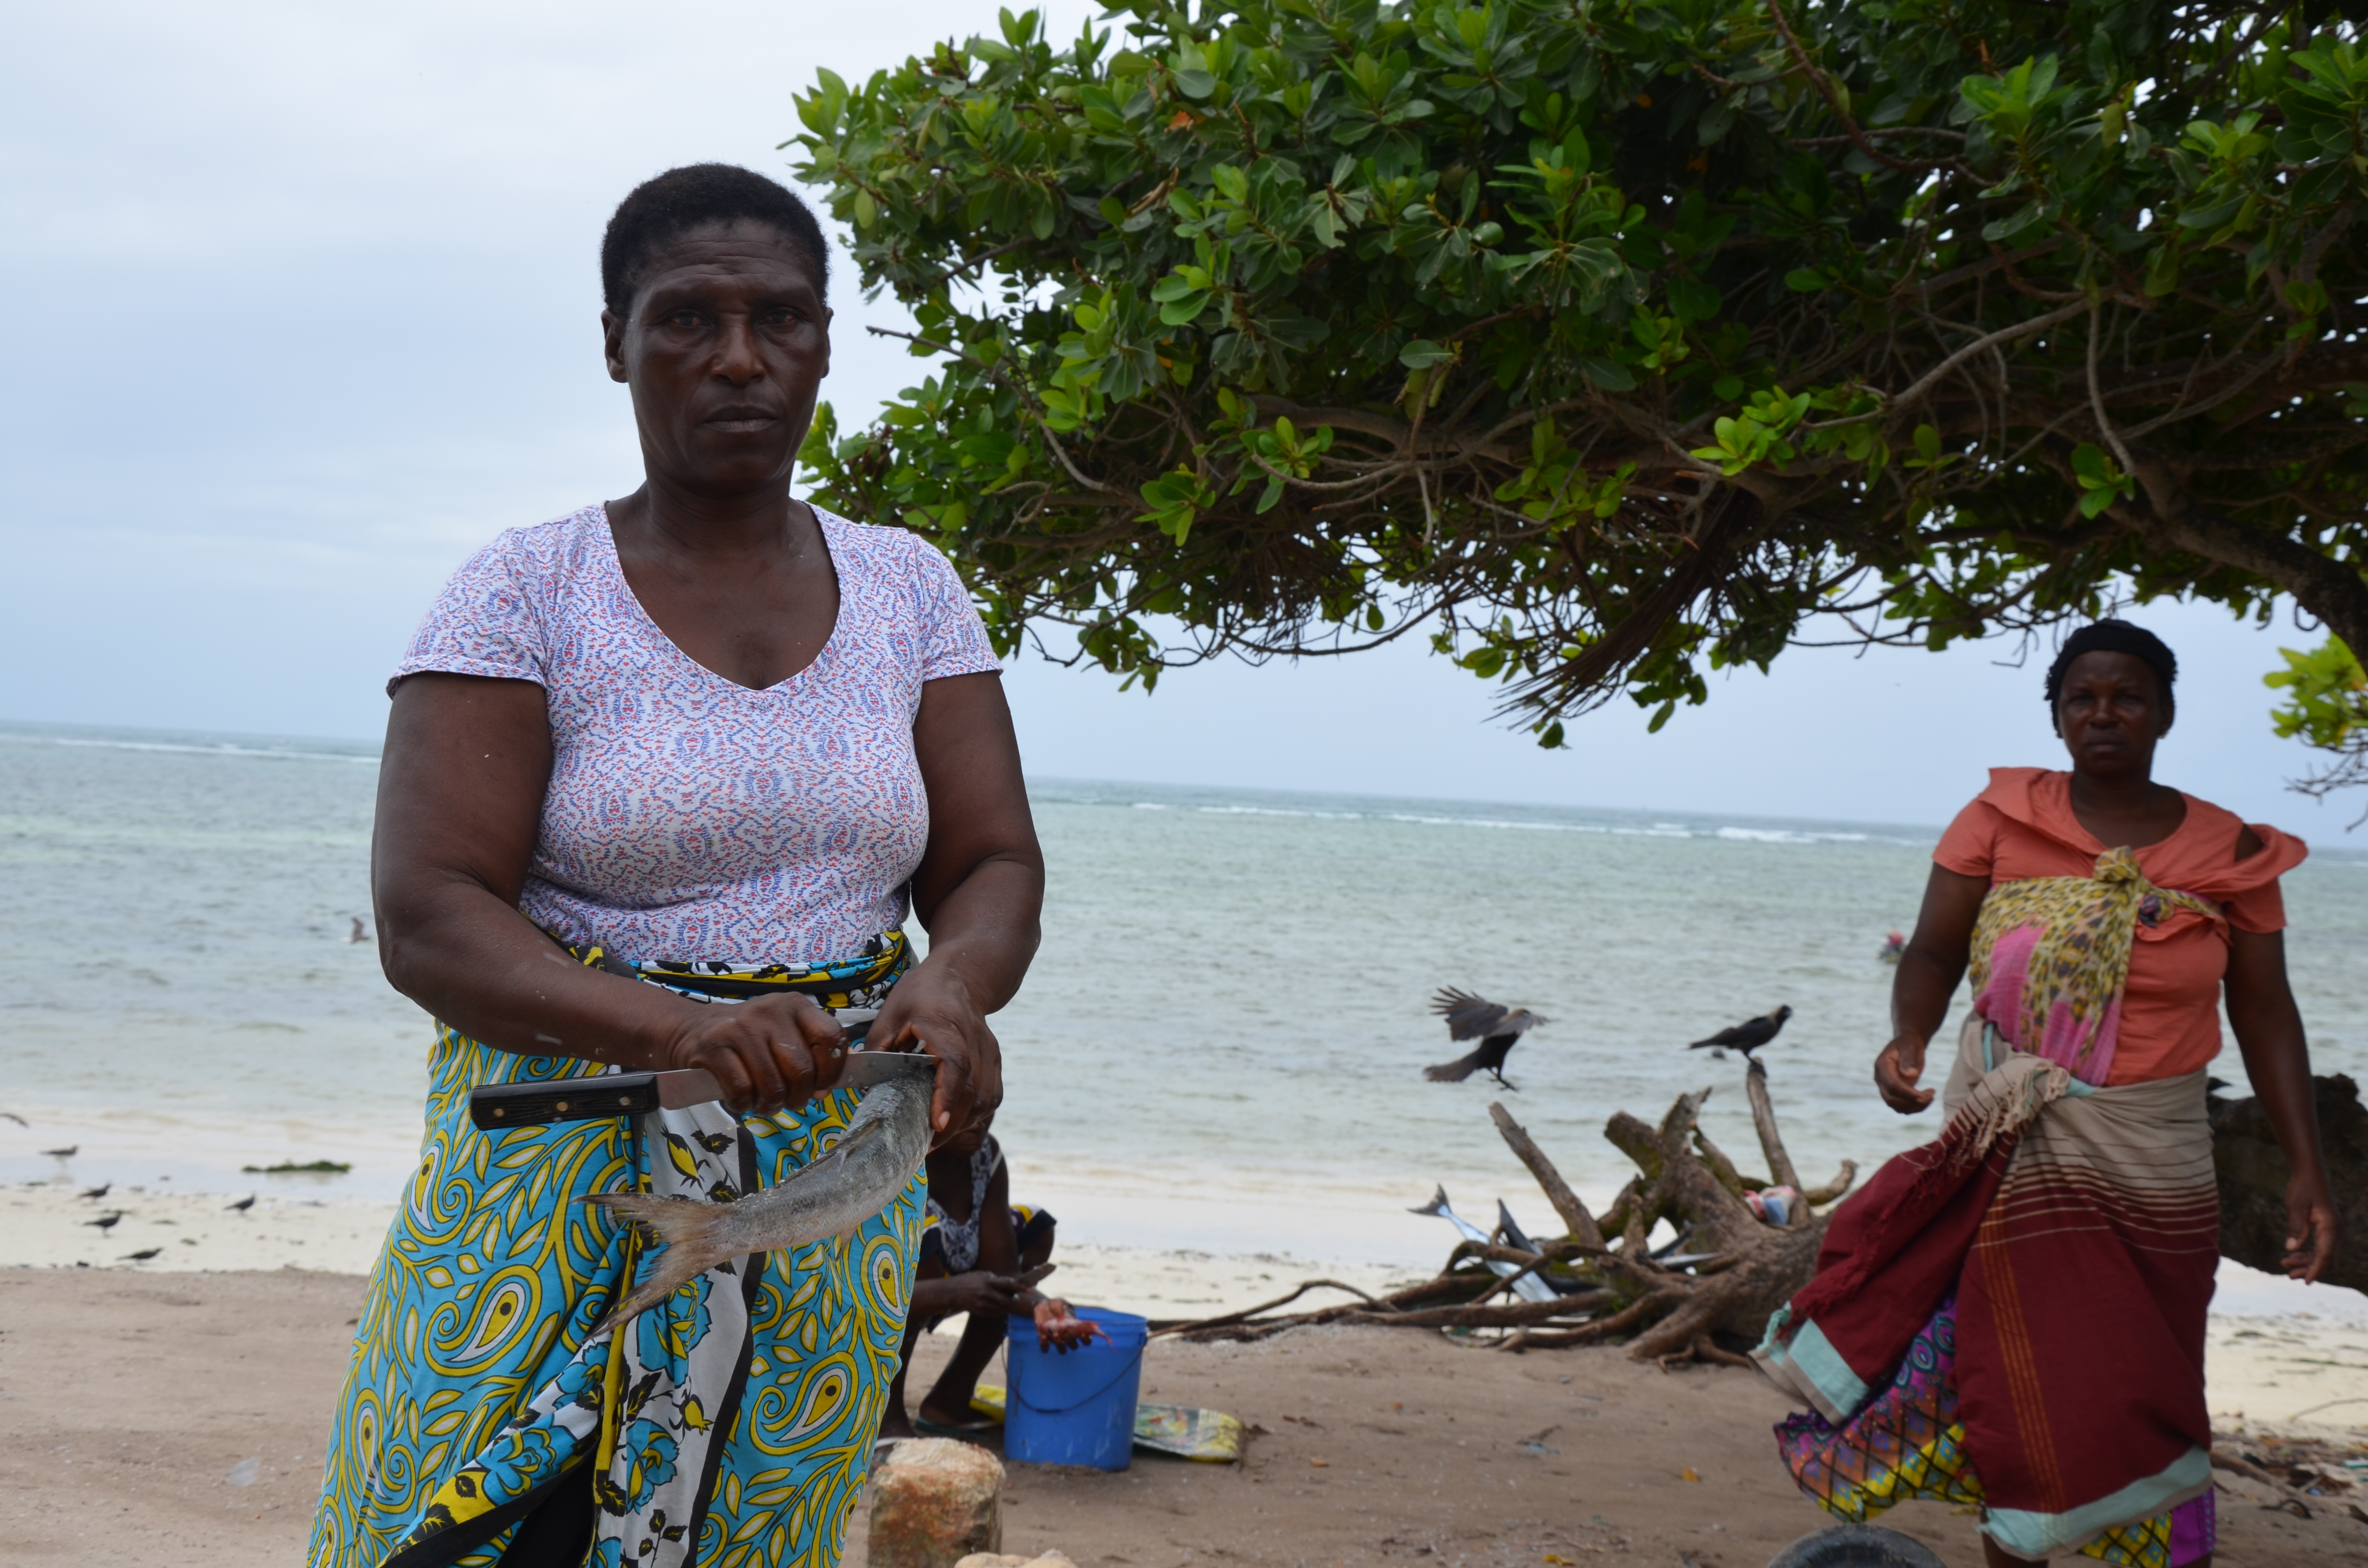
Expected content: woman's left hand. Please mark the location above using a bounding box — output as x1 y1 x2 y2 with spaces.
2284 1172 2341 1283
868 957 1003 1144
1033 1297 1108 1353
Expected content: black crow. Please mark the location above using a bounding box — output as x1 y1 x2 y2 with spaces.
122 1248 162 1262
1687 1005 1794 1060
1424 988 1549 1090
78 1184 110 1200
85 1212 123 1231
226 1195 257 1213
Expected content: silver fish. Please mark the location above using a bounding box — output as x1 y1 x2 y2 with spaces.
582 1051 937 1336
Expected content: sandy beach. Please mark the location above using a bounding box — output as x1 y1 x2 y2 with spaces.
5 1266 2366 1568
14 1179 2368 1424
9 1179 2368 1566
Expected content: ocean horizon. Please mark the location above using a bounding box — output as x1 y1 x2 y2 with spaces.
6 715 2365 1272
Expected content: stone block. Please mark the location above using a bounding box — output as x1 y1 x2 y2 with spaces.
868 1438 1005 1568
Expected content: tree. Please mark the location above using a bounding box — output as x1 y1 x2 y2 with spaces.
790 0 2368 761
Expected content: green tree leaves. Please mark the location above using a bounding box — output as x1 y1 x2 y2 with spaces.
789 0 2368 784
2267 637 2368 812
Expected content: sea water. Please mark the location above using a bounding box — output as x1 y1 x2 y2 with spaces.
5 718 2365 1270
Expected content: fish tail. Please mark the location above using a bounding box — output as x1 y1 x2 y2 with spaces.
1407 1185 1452 1217
579 1192 750 1339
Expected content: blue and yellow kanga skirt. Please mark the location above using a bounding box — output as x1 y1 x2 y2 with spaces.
310 935 920 1568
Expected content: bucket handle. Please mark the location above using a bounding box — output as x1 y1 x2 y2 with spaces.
1009 1343 1147 1418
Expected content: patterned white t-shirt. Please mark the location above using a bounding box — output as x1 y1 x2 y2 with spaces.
390 502 1002 964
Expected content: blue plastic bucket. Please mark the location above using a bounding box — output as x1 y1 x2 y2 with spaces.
1001 1308 1147 1470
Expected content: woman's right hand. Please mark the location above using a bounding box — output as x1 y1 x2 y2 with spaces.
924 1270 1030 1319
1875 1031 1936 1114
660 993 849 1114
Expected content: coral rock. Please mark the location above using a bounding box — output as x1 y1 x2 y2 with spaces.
869 1438 1006 1568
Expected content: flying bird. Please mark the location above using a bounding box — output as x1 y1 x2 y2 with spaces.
121 1248 162 1262
41 1145 78 1158
1424 988 1550 1090
78 1184 111 1200
0 1111 26 1127
1687 1005 1795 1061
347 917 369 945
226 1195 257 1213
85 1212 123 1231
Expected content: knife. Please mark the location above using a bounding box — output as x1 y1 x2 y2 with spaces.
469 1019 921 1132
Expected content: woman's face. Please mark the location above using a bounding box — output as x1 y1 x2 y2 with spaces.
2055 650 2171 781
603 220 831 502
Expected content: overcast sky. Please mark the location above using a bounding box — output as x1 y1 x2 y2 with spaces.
2 0 2355 834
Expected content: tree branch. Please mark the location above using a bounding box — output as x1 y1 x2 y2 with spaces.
1491 1102 1606 1248
2129 463 2368 661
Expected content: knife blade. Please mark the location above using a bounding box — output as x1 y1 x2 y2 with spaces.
466 1043 929 1131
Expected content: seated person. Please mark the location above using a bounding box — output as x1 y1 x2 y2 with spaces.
880 1123 1099 1439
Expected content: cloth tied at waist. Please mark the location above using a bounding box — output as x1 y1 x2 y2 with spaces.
315 933 919 1568
1754 1015 2217 1560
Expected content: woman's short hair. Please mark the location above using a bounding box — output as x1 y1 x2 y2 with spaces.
600 164 829 319
2044 620 2178 710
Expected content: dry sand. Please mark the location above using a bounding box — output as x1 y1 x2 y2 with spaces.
6 1267 2367 1568
13 1179 2368 1428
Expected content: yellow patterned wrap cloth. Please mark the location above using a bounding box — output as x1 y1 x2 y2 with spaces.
1968 846 2220 1085
311 934 920 1568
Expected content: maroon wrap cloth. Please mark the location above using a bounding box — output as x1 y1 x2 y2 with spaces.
1754 1019 2218 1561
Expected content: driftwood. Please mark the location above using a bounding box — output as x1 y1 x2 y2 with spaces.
1156 1068 2362 1359
2211 1073 2368 1295
1488 1102 1605 1248
1159 1070 1857 1364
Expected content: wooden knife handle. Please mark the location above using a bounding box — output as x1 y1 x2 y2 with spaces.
469 1073 658 1131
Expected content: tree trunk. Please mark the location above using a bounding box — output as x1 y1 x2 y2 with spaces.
2210 1073 2368 1295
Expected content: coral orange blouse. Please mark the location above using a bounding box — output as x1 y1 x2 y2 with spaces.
1933 767 2307 1085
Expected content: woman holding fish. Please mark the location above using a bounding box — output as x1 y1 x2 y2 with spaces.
1757 621 2340 1567
311 164 1044 1568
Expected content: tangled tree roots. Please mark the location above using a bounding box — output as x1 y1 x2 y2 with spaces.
1156 1061 1854 1365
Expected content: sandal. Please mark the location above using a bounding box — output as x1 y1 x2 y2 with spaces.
913 1410 1002 1439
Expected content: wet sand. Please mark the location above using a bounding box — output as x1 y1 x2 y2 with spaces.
6 1269 2365 1567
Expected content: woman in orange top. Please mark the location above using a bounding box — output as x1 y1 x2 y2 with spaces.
1756 621 2339 1568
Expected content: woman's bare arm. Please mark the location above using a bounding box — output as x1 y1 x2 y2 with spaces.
371 673 845 1111
1874 865 1989 1113
868 671 1046 1140
973 1160 1021 1274
2225 925 2340 1281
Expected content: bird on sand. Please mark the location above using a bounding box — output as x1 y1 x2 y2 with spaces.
1424 988 1550 1090
122 1248 162 1262
85 1212 123 1231
1687 1005 1794 1061
78 1183 111 1200
226 1194 257 1213
41 1145 78 1158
